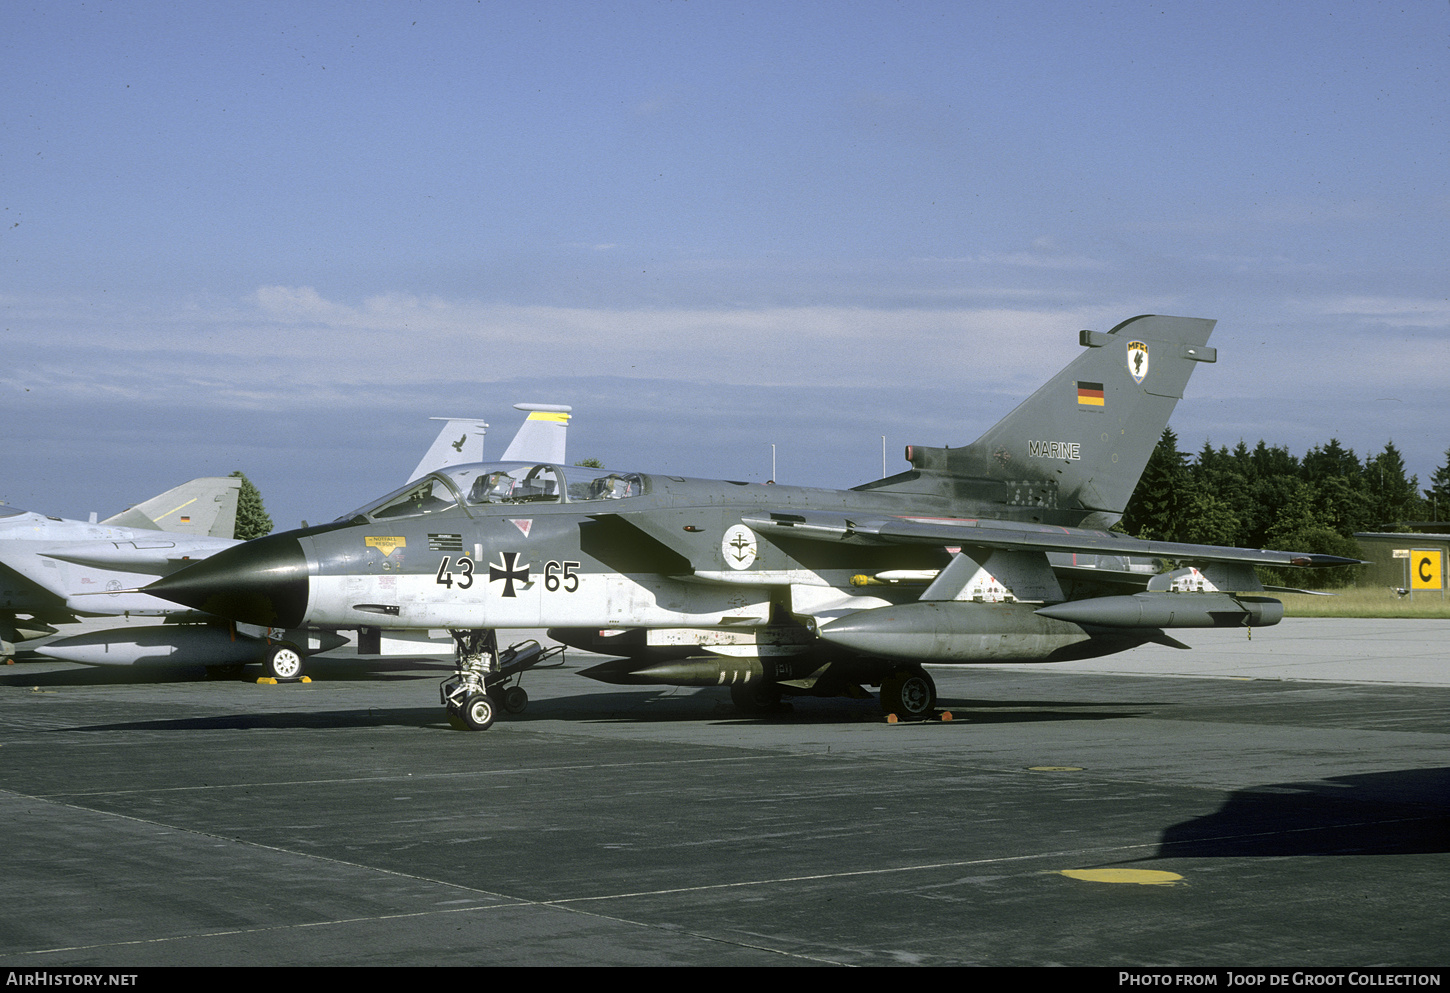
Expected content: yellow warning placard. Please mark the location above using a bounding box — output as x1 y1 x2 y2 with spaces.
1411 549 1443 591
365 536 406 557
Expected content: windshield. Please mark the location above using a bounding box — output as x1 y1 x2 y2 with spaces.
363 475 461 520
341 462 646 522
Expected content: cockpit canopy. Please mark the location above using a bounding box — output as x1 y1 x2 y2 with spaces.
340 462 647 523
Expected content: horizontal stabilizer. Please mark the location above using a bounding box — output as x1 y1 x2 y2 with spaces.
920 549 1063 603
1146 563 1263 593
100 506 161 531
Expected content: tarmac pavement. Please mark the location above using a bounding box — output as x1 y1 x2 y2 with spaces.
0 619 1445 967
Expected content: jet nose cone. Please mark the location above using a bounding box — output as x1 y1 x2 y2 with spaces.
146 533 310 628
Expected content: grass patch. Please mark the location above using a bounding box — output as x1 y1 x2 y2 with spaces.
1279 586 1450 618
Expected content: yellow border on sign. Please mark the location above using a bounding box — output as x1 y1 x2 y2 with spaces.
1411 549 1443 591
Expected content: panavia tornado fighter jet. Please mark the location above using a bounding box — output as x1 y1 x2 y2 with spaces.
144 316 1360 730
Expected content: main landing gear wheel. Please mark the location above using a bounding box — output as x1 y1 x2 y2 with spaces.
459 693 496 731
879 668 937 720
262 643 304 681
730 680 784 716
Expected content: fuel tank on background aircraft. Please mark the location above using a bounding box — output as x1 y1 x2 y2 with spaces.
39 623 347 667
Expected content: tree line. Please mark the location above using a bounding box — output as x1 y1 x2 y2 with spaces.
1121 431 1450 585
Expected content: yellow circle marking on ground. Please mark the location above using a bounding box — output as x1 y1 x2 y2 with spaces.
1059 869 1184 885
1028 766 1083 772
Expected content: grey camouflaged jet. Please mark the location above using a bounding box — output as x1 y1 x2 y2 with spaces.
145 316 1361 730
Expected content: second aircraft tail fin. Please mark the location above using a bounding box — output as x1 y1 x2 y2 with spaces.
100 477 243 538
408 418 490 483
499 404 572 464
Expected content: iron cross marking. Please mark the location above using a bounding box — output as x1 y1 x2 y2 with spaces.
489 551 530 598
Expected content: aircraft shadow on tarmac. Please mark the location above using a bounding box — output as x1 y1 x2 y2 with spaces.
438 684 1156 727
931 696 1159 726
695 697 1155 728
57 707 449 732
7 655 1157 726
50 686 1160 734
1154 768 1450 858
51 688 759 733
2 662 209 687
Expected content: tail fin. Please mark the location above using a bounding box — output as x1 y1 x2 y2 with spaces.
407 405 573 484
100 477 243 537
499 403 571 464
408 418 490 483
897 315 1215 528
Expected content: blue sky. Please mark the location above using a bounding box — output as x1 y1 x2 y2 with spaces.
3 1 1447 531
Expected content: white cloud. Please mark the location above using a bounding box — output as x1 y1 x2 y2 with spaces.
11 285 1442 493
4 287 1161 413
910 248 1110 271
1311 295 1450 328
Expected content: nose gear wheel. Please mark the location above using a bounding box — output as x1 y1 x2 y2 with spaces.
262 642 304 681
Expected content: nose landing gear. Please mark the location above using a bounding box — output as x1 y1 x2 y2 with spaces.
440 630 562 731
